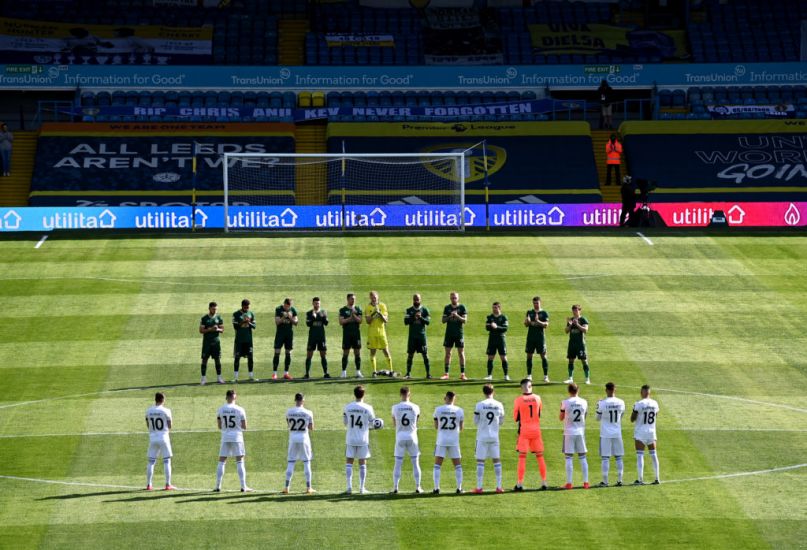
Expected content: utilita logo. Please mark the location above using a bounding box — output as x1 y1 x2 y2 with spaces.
784 203 801 226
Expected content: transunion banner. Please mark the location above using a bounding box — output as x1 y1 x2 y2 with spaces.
0 202 804 231
325 34 395 47
0 17 213 65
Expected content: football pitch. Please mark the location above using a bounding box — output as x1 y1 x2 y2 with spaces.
1 231 806 549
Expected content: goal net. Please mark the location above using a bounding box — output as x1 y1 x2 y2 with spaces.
222 152 466 231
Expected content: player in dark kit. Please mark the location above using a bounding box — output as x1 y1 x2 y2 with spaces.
524 296 550 383
564 304 591 385
199 301 225 385
441 291 468 380
339 293 363 378
404 293 431 379
305 297 330 379
274 298 299 381
485 302 510 381
232 299 256 383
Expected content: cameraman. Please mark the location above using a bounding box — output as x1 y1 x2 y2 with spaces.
620 176 637 227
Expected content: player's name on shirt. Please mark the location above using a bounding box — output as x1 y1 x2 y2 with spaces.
561 397 588 436
392 402 420 441
286 406 313 442
596 397 625 438
218 404 246 442
344 402 375 446
474 399 504 442
434 404 464 447
146 406 171 439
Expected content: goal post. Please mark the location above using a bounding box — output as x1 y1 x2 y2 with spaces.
222 152 466 231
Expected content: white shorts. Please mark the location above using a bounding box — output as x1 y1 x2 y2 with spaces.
219 441 246 457
475 441 500 461
346 445 371 459
562 434 587 455
434 445 461 459
634 431 657 446
147 439 172 460
288 441 313 462
599 437 625 457
394 440 420 458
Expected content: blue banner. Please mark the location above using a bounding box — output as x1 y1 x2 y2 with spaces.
70 98 562 121
3 62 806 90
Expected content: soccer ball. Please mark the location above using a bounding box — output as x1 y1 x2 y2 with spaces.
372 418 384 430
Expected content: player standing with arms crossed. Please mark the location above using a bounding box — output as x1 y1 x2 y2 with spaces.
524 296 550 382
199 301 225 385
441 292 468 380
232 299 257 382
631 384 661 485
390 386 423 494
560 383 589 489
513 378 549 491
214 389 252 492
564 305 591 385
145 392 175 490
365 291 392 375
473 384 505 493
596 382 626 487
404 293 431 379
304 297 329 379
339 293 363 378
485 302 510 381
283 392 316 494
273 298 298 380
433 391 465 494
343 385 376 494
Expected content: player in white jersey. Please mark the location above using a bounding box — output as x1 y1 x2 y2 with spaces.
560 383 590 489
631 384 661 485
214 389 252 492
433 391 465 494
473 384 505 494
343 385 376 494
145 392 174 490
595 382 626 487
283 393 315 494
390 386 423 494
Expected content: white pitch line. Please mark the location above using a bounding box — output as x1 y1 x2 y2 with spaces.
2 426 807 440
0 274 613 289
636 232 653 246
2 463 806 493
648 386 807 415
34 235 48 249
663 463 807 484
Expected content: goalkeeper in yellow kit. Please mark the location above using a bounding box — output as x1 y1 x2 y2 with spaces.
365 290 393 375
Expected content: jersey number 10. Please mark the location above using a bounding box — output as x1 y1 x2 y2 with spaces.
148 417 164 431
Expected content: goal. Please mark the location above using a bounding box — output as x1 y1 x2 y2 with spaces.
222 152 466 231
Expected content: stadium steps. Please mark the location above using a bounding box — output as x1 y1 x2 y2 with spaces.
0 131 36 207
591 130 622 202
278 19 310 66
294 123 328 205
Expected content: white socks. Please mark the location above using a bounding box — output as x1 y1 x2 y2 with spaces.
476 462 485 489
236 459 246 489
454 465 463 491
649 450 660 481
412 456 422 488
580 455 589 483
285 461 295 487
146 458 156 486
602 457 610 485
346 463 353 490
494 462 502 489
393 457 403 490
433 464 441 490
163 457 172 486
616 456 624 483
637 450 644 481
565 456 574 484
359 464 367 491
216 461 225 489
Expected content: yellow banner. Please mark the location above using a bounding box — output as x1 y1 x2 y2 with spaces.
529 23 687 59
327 121 591 138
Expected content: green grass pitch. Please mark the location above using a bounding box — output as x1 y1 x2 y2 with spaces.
0 231 806 549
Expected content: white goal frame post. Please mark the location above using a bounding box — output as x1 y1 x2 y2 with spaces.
221 152 467 232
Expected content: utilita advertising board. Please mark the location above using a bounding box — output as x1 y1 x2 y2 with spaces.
0 202 803 232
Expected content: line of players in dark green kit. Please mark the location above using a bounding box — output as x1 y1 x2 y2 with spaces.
198 292 593 386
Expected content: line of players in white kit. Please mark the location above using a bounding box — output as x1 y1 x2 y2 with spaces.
143 380 661 493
